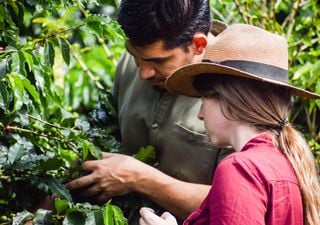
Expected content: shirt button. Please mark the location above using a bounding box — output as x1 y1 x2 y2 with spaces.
151 123 159 129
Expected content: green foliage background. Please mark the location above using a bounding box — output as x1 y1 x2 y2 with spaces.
0 0 127 224
0 0 319 224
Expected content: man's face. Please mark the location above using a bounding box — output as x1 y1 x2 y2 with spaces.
126 40 196 89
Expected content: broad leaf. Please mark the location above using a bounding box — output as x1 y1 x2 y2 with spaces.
44 41 55 67
8 142 27 165
59 38 71 66
33 209 53 225
46 179 72 202
63 211 86 225
12 211 33 225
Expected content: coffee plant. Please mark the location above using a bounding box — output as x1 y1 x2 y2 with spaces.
0 0 130 224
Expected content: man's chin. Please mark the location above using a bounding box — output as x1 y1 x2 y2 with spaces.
148 81 166 90
153 85 166 91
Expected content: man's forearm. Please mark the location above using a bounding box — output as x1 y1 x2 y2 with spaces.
132 165 211 219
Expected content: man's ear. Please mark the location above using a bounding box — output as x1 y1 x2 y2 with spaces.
192 33 208 55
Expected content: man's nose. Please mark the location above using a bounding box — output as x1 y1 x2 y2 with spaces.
138 62 156 80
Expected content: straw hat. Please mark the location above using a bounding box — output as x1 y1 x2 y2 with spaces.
165 24 320 99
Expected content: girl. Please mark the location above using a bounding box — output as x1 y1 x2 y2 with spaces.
139 24 320 225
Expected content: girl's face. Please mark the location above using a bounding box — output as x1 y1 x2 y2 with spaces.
198 97 234 148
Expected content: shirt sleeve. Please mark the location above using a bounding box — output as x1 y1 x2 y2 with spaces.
208 156 268 225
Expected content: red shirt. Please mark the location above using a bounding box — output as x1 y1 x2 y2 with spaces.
184 134 303 225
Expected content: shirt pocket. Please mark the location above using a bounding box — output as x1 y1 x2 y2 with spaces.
171 122 212 147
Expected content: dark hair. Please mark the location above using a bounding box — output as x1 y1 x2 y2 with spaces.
117 0 211 50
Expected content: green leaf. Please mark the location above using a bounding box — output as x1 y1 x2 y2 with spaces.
86 21 103 38
59 38 71 66
7 73 26 111
46 179 72 202
33 209 53 225
0 5 5 26
11 51 27 76
82 140 102 160
7 73 40 111
22 50 35 72
19 74 41 110
60 108 75 126
111 205 127 225
0 80 9 111
8 142 28 164
17 107 30 127
7 0 19 14
75 118 91 133
63 211 86 225
44 41 55 67
85 210 104 225
55 198 70 214
102 91 117 118
103 202 127 225
134 145 155 164
103 202 114 225
39 157 64 171
12 211 33 225
103 22 124 42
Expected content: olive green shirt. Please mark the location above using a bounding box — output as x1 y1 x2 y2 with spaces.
113 52 233 184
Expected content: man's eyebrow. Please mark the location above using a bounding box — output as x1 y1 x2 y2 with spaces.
125 44 171 62
143 55 171 62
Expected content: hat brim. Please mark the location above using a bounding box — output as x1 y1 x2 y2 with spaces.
165 62 320 99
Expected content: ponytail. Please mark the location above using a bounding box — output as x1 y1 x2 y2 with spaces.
278 125 320 225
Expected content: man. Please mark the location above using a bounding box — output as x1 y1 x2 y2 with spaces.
66 0 233 222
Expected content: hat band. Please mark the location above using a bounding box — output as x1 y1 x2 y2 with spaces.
202 59 288 83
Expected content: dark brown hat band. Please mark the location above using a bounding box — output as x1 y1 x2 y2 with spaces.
202 60 288 83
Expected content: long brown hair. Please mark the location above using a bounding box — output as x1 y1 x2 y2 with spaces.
193 74 320 225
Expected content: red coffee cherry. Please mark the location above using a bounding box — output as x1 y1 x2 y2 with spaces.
4 126 11 133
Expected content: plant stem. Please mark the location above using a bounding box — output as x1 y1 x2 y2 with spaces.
283 0 301 38
9 125 64 141
71 47 104 90
234 0 249 24
28 115 66 130
98 38 118 66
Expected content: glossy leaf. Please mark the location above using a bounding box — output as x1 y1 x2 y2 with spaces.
55 198 70 214
63 211 86 225
0 80 9 111
33 209 53 225
46 179 72 202
44 41 55 68
134 145 156 164
7 73 26 111
8 142 28 165
12 211 33 225
60 38 71 66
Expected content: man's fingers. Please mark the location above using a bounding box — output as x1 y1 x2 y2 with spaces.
101 152 115 158
65 174 96 190
81 159 101 171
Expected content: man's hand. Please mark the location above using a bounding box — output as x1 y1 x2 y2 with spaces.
66 152 210 218
66 152 147 202
139 207 178 225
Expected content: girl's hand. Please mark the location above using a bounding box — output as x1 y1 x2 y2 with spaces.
139 207 178 225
